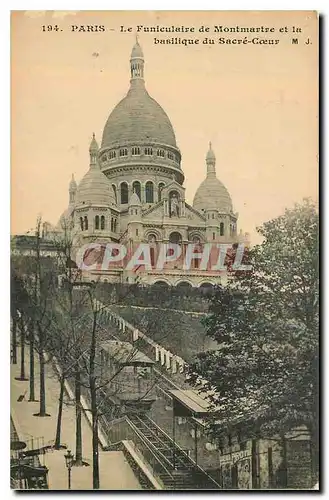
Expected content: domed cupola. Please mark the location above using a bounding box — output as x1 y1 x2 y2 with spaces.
193 143 233 213
99 38 184 186
76 134 117 207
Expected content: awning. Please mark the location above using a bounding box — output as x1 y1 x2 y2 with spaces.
169 389 213 418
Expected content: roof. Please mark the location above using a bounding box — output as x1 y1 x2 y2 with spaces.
89 133 99 152
69 174 77 190
206 142 216 162
100 340 154 366
129 191 141 206
193 144 233 213
169 389 211 416
193 176 233 212
101 85 178 150
101 44 179 152
76 164 117 207
131 41 144 59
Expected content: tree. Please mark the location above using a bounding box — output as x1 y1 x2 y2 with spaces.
188 200 319 481
12 217 186 488
11 271 28 379
73 285 164 489
46 218 90 460
10 273 18 365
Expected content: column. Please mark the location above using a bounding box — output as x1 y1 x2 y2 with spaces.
141 184 146 204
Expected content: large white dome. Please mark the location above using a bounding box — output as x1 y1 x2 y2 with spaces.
101 42 179 156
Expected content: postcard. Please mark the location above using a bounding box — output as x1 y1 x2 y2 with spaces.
11 11 319 491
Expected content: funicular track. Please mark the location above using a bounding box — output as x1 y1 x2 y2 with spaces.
127 413 220 490
93 315 221 490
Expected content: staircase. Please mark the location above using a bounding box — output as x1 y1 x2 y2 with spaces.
127 413 220 490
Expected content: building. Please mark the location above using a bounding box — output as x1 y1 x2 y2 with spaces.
43 39 250 286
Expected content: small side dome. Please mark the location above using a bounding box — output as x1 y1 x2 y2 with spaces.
57 206 74 230
193 177 233 213
76 167 117 207
193 143 233 213
129 191 141 206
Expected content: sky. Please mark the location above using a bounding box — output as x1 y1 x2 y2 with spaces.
11 10 318 243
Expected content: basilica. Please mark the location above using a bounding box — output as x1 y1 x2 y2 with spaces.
45 39 249 287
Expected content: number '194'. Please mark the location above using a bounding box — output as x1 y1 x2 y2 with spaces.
42 25 60 32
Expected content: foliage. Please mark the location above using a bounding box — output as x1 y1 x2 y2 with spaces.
188 200 319 448
95 282 210 312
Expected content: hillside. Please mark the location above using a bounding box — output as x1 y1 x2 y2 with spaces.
110 304 217 363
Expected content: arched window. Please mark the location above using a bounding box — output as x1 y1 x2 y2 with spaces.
101 215 105 230
84 216 88 231
148 234 157 267
193 256 200 269
212 213 215 219
80 217 83 231
145 181 154 203
153 280 169 288
112 185 117 204
177 281 192 289
150 247 155 267
114 219 117 232
192 237 201 269
111 218 114 232
199 282 215 296
213 232 216 240
158 182 165 201
220 222 225 236
169 232 182 245
120 182 129 204
95 215 100 230
132 181 141 200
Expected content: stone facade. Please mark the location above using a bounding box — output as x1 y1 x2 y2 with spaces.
47 40 250 286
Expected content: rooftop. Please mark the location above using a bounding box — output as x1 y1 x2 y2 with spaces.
100 340 154 366
169 389 212 417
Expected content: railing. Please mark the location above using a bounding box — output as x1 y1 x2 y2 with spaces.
126 417 176 479
142 415 221 489
94 313 221 487
129 415 192 471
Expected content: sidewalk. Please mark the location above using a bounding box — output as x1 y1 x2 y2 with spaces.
10 346 142 490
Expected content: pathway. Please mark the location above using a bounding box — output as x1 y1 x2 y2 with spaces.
10 346 142 490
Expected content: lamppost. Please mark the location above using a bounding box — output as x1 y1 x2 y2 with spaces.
64 449 74 490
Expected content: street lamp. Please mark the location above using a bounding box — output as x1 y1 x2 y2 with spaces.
64 449 74 490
